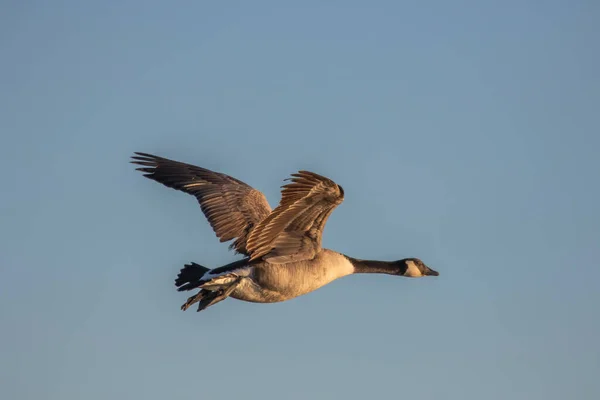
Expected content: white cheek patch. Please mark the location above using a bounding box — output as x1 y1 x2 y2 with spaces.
403 260 423 277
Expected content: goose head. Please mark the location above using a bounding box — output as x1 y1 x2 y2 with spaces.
399 258 439 278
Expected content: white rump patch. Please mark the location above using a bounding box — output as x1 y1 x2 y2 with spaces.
200 266 253 290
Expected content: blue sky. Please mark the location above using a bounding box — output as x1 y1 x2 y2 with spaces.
1 1 599 399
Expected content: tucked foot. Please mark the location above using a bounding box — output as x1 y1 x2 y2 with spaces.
196 281 239 312
179 279 241 313
181 291 204 311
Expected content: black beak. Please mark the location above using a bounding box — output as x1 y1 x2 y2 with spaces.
425 267 439 276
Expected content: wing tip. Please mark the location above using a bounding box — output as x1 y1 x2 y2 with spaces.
132 151 155 157
130 152 161 164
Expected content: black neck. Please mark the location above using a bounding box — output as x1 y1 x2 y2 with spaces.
346 256 404 275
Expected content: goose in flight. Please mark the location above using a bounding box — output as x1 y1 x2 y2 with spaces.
131 152 439 312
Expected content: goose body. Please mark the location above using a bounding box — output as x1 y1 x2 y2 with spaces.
209 249 355 303
131 152 439 312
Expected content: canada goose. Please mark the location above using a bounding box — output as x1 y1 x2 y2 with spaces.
131 152 439 312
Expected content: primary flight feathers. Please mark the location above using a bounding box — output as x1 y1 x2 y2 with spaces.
131 152 344 262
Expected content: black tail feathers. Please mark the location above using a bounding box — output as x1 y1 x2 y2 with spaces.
175 262 210 292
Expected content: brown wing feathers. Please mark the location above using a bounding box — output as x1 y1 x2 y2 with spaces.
246 171 344 263
132 153 344 263
131 152 271 255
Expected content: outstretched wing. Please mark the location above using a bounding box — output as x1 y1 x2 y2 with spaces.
246 170 344 264
131 152 271 255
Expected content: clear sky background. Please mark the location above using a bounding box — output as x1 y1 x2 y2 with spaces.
1 1 598 399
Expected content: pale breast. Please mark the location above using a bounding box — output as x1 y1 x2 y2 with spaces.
231 249 355 303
